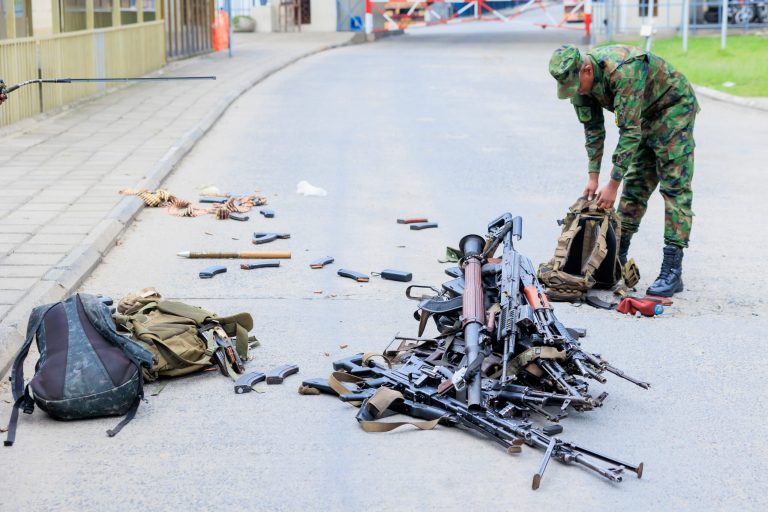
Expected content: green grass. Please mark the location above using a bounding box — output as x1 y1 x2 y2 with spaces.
603 35 768 97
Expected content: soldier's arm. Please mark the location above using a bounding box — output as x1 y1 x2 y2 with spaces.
610 60 648 181
571 96 605 174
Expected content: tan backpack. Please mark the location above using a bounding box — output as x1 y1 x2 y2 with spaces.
112 288 254 381
538 198 640 302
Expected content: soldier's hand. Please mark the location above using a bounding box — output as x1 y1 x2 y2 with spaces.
0 92 6 106
595 179 620 209
582 174 599 200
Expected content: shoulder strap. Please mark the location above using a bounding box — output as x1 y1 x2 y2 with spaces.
80 294 154 368
106 372 144 438
580 215 611 280
4 302 56 447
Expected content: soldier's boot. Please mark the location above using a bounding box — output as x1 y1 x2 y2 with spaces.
646 245 684 297
618 233 633 267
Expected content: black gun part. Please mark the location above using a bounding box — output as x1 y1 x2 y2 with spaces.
310 256 334 269
410 222 438 230
240 260 281 270
229 212 249 222
337 269 369 282
199 196 228 204
199 265 227 279
380 269 413 282
252 232 291 245
266 364 300 384
234 372 266 394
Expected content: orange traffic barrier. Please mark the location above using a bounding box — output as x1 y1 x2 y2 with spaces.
212 9 229 52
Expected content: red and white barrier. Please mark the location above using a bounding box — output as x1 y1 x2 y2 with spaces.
363 0 588 35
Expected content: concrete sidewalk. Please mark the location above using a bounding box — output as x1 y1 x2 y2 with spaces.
0 32 355 373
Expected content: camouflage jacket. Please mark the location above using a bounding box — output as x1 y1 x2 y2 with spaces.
572 46 700 181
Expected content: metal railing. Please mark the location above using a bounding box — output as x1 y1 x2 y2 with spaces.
1 21 166 127
592 0 768 44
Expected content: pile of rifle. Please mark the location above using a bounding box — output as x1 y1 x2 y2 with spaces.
303 213 649 490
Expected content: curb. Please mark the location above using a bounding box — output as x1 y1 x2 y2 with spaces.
351 30 405 44
0 36 357 378
693 85 768 112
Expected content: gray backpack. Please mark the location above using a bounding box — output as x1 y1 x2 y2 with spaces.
4 293 154 446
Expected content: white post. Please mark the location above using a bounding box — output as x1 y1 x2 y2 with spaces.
682 0 690 52
720 0 728 49
475 1 480 18
365 0 373 34
645 0 655 51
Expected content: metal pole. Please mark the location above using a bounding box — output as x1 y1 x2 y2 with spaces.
606 0 614 41
720 0 728 49
227 0 233 57
682 0 690 52
645 0 655 51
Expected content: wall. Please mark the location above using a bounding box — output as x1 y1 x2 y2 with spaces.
31 0 55 36
302 0 336 31
615 0 684 33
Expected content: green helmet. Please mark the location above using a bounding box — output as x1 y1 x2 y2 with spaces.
549 44 583 99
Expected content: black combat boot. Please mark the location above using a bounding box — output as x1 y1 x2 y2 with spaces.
646 245 684 297
618 234 632 266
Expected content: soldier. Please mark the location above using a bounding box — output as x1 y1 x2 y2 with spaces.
548 44 699 297
0 91 6 105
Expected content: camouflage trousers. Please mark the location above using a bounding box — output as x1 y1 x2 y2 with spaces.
618 144 695 249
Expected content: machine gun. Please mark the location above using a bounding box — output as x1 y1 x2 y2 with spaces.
305 353 643 490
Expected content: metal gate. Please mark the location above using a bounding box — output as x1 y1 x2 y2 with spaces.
164 0 215 59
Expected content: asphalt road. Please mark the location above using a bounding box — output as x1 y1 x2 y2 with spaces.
3 22 767 511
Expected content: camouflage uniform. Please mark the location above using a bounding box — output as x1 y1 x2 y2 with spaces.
549 45 700 248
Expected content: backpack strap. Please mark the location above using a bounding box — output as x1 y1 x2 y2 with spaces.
580 215 611 280
106 372 144 438
4 303 55 447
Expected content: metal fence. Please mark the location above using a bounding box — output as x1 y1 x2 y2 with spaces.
1 21 166 127
165 0 215 60
592 0 768 44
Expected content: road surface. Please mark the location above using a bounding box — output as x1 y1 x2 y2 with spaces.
3 22 767 511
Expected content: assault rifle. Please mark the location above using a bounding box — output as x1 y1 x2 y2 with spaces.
307 353 643 490
487 213 522 384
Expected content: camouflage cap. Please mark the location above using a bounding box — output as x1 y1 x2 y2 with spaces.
549 44 583 99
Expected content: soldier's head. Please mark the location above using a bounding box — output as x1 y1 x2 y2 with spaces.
549 45 594 99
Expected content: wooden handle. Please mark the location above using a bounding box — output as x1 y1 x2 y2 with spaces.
240 251 291 259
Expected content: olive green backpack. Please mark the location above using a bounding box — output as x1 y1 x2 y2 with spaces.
112 289 254 381
537 198 640 302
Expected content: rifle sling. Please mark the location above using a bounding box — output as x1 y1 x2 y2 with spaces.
490 346 565 380
357 388 444 433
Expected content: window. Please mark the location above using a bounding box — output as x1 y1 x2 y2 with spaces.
94 0 113 28
0 1 6 39
144 0 157 21
638 0 659 17
60 0 88 32
121 0 138 24
1 0 33 38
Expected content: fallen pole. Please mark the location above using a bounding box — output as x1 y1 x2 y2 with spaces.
0 76 216 95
